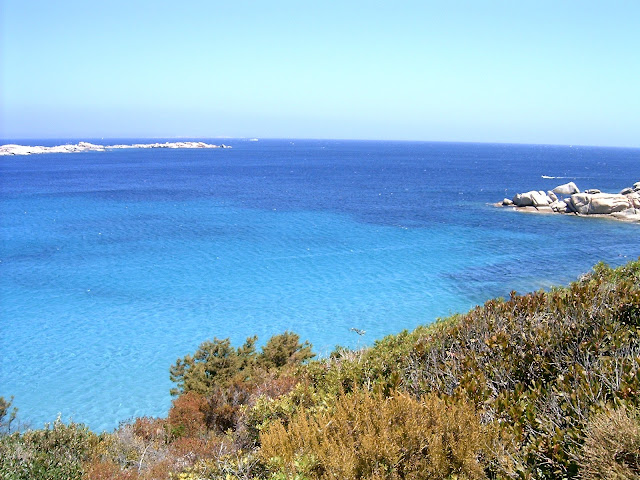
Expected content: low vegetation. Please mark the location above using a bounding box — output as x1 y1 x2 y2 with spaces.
259 389 492 480
1 260 638 479
576 405 640 480
0 396 18 434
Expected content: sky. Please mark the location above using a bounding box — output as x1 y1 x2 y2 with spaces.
1 1 639 146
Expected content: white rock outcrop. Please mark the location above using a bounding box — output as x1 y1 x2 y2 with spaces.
549 200 568 213
512 190 554 207
0 141 229 156
552 182 580 195
567 193 630 215
531 191 551 207
512 192 534 207
500 181 640 224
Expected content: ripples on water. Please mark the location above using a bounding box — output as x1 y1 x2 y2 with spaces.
1 139 639 431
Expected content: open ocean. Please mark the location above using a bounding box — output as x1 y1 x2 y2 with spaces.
1 138 639 431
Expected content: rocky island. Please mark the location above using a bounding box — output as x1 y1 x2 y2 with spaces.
0 141 231 156
499 180 640 223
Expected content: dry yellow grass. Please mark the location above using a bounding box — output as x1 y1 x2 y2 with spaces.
577 405 640 480
260 388 491 480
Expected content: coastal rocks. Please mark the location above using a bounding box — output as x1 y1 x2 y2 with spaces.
499 181 640 224
552 182 580 195
566 193 630 215
592 194 634 214
107 141 227 150
512 192 534 207
627 191 640 209
549 200 568 213
0 142 105 155
530 191 551 207
512 190 553 207
0 141 229 156
0 145 38 155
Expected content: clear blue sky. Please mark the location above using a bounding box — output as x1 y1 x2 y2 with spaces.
1 1 639 146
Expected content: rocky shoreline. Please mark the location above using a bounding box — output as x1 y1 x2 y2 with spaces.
0 141 231 156
498 181 640 223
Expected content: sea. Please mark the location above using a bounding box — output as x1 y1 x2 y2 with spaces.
1 138 639 432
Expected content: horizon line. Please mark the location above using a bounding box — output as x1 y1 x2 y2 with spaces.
1 136 639 150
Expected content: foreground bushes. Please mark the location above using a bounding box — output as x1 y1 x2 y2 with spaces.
75 333 312 479
0 418 97 480
577 405 640 480
257 259 640 479
400 260 640 478
260 389 495 480
1 260 639 479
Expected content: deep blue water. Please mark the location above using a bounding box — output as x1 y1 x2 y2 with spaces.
1 138 639 431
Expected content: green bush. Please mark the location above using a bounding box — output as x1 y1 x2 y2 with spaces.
169 336 259 396
0 418 96 480
0 396 18 434
259 332 314 370
170 332 315 397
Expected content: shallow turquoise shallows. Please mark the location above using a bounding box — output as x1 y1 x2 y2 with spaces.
1 139 639 431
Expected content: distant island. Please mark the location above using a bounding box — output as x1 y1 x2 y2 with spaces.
498 180 640 223
0 141 231 156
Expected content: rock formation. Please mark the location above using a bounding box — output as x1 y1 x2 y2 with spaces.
0 141 230 156
499 181 640 223
552 182 580 195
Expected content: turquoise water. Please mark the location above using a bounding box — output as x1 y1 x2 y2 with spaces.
1 139 639 431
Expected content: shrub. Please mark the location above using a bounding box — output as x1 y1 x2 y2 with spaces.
253 259 640 479
0 417 96 480
402 260 640 478
203 381 253 435
83 458 135 480
259 388 493 480
258 332 314 370
131 417 168 444
5 260 638 480
98 419 171 475
0 396 18 434
169 332 315 397
177 451 263 480
576 405 640 480
168 392 207 438
170 336 258 396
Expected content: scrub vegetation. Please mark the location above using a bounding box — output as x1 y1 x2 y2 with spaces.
1 260 639 480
